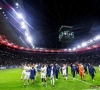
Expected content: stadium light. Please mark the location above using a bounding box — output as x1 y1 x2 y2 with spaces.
94 35 100 41
36 47 38 49
81 42 87 47
17 13 23 19
21 21 26 28
68 48 72 51
87 47 90 49
73 47 76 50
64 49 67 51
6 17 8 19
88 39 93 43
16 3 19 6
4 14 6 16
0 7 2 10
77 45 81 49
3 12 4 14
31 44 34 48
27 36 32 43
25 32 28 36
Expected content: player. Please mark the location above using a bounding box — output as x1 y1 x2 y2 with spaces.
30 64 36 83
72 64 76 80
55 63 60 80
20 64 31 87
84 64 88 74
50 64 55 86
78 63 85 81
41 64 47 86
20 64 26 80
89 65 96 81
44 64 47 77
34 63 38 80
62 64 67 80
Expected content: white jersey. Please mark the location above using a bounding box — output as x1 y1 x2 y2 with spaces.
35 64 38 72
22 66 27 75
24 66 31 79
62 66 66 75
41 67 46 78
44 66 47 74
50 66 54 78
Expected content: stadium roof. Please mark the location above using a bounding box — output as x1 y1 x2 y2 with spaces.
0 10 26 47
0 0 100 49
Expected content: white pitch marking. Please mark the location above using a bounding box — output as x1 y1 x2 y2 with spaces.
69 76 93 85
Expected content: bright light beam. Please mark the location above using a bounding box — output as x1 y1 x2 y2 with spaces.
73 47 76 50
81 42 87 47
94 35 100 41
21 21 26 28
17 13 23 19
27 36 32 43
77 45 81 49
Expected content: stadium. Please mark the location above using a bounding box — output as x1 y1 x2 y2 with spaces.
0 0 100 90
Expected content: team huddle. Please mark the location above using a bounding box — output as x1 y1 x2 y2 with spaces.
20 62 97 87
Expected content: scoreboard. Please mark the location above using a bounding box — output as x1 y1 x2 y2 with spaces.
59 26 74 42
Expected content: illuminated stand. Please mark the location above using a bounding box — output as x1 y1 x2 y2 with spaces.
59 26 74 42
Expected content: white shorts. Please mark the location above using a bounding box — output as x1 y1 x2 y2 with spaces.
50 73 54 78
24 72 30 80
41 73 46 78
63 71 66 75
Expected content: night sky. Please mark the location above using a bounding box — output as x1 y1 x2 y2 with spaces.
2 0 100 49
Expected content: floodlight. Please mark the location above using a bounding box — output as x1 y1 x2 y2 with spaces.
17 13 23 19
89 39 93 43
4 14 6 16
27 36 32 43
68 48 72 51
25 32 28 36
94 35 100 41
0 7 2 10
81 42 87 47
77 45 81 48
73 47 76 50
36 47 38 49
21 21 26 28
6 17 8 19
16 3 19 6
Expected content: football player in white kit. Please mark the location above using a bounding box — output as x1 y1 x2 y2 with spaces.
21 64 31 87
41 64 47 86
21 64 26 80
34 63 38 80
44 64 47 77
50 64 55 86
62 64 67 80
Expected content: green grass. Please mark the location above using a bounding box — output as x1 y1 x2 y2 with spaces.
0 67 100 90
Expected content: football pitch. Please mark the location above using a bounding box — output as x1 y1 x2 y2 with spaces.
0 67 100 90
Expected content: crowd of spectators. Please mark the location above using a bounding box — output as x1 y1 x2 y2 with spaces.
0 46 100 66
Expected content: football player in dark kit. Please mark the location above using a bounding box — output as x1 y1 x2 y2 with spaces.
55 63 60 80
89 65 96 81
72 64 76 80
30 64 36 83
